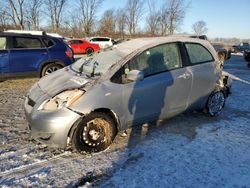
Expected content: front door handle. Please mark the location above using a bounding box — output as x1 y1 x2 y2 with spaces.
0 54 7 57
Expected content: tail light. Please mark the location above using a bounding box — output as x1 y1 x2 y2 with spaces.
65 47 73 58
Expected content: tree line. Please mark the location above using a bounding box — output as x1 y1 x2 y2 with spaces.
1 0 198 38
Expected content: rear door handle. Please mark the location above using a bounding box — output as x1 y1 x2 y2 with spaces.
178 73 191 79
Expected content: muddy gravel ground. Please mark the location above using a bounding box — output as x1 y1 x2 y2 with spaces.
0 54 250 187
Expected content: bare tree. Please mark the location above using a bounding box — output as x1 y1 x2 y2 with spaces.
125 0 144 36
146 0 160 36
0 5 10 30
165 0 188 34
98 9 116 36
26 0 43 30
46 0 67 32
116 8 127 38
78 0 103 37
158 7 169 36
64 11 83 37
7 0 26 30
192 20 208 36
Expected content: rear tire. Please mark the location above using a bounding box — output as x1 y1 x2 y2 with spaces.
86 47 94 55
72 112 116 153
41 63 63 77
206 91 225 116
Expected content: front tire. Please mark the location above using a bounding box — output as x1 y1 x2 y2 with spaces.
206 91 225 116
72 112 116 153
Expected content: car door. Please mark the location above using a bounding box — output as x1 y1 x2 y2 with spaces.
9 36 49 74
184 42 219 109
118 42 192 126
0 36 9 74
69 40 83 53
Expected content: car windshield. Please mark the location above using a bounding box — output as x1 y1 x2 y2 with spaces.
72 49 123 77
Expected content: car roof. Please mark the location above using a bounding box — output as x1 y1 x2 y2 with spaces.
0 30 61 40
68 38 86 41
90 37 111 39
113 36 217 58
0 31 55 39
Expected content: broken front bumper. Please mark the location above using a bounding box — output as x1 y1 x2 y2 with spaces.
24 97 81 148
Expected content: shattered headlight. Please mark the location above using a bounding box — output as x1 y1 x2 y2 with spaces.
38 89 84 111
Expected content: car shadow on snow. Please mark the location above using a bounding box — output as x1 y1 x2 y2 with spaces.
68 54 250 187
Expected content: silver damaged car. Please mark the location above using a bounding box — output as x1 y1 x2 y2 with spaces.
24 36 232 153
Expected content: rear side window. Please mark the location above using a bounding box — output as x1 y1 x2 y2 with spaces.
185 43 214 64
0 37 7 49
43 38 54 47
13 37 43 49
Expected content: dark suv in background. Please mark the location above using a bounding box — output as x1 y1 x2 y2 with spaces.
232 42 250 53
0 30 74 81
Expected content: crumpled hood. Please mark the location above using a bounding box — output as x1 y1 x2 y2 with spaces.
28 67 93 104
38 67 92 96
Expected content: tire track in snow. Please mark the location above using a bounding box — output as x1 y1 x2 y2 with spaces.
0 152 73 180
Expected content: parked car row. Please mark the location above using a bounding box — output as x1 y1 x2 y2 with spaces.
67 39 100 55
66 37 115 55
0 30 74 81
0 30 121 80
232 42 250 53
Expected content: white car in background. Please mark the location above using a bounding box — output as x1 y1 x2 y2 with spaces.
89 37 113 49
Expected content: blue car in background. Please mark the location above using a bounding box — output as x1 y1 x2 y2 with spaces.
0 30 74 81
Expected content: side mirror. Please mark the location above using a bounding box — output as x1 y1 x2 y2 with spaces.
126 70 144 81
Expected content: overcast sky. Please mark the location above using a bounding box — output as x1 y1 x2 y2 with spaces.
98 0 250 39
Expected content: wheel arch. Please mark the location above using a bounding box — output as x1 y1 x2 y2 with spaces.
67 108 121 145
85 47 94 54
39 60 66 77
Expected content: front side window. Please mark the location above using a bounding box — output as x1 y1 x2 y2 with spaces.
0 37 7 50
90 38 97 42
185 43 214 64
71 40 83 44
126 43 181 77
100 38 109 42
13 37 43 49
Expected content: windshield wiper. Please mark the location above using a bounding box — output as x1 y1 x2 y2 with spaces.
91 61 99 77
79 60 91 74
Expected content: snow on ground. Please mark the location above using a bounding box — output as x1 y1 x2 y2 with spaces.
0 54 250 187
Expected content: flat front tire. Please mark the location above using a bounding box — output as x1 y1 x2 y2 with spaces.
207 91 225 116
72 112 116 153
